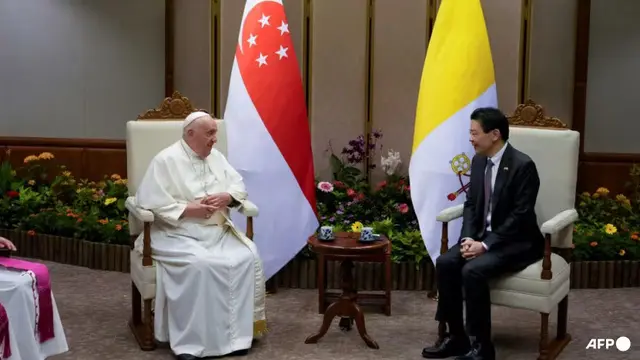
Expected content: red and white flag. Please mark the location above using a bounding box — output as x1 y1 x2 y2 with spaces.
223 0 318 279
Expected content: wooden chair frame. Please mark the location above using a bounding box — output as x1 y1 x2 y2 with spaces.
436 100 573 360
127 91 256 351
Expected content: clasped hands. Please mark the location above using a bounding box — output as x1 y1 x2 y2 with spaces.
187 193 232 219
460 238 486 260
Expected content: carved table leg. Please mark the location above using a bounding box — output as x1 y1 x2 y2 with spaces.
305 259 379 349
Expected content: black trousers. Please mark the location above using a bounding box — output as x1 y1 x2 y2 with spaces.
434 243 531 340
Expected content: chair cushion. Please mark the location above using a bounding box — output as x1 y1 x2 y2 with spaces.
130 250 156 300
489 253 570 313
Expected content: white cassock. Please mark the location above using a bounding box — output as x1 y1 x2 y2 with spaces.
0 269 68 360
134 139 267 357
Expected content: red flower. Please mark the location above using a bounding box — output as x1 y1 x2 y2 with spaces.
377 181 387 189
6 190 19 198
333 181 345 188
397 203 409 213
346 188 356 197
447 193 457 201
356 193 365 201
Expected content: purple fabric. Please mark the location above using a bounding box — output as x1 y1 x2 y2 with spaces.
0 258 55 343
0 302 11 358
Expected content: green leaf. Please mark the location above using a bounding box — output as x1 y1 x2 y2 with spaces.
116 198 126 211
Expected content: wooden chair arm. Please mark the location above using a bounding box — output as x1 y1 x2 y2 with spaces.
440 221 565 282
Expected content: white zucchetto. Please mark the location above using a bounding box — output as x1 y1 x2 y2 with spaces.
183 111 211 129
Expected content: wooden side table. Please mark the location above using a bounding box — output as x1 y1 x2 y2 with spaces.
304 232 390 349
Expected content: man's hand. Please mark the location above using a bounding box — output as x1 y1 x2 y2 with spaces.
201 193 232 209
0 237 17 251
184 202 217 219
460 238 485 259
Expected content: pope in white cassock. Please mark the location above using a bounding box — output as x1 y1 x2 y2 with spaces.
133 112 267 360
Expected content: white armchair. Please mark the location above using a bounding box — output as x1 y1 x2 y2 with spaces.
125 92 257 351
435 101 579 360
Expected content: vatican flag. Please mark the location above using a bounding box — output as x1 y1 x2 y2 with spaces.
408 0 498 264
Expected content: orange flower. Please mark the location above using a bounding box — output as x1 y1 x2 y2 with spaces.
115 224 122 231
632 233 639 241
38 152 54 160
590 241 598 247
98 219 108 225
27 230 36 236
23 155 38 163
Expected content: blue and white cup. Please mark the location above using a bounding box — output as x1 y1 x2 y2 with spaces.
360 227 374 241
319 226 334 240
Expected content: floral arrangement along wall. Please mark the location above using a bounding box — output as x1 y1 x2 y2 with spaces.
572 165 640 261
2 137 640 263
0 151 130 245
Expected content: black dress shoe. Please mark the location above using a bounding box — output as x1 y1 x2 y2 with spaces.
228 349 249 356
175 354 200 360
455 341 495 360
422 334 471 358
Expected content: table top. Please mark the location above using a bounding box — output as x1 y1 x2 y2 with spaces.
307 232 389 256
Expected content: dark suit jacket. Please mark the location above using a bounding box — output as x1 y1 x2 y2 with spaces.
459 143 544 261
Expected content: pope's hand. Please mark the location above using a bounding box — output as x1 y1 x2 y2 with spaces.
185 202 217 219
201 193 232 209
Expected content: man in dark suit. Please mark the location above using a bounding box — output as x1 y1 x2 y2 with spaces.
421 107 544 360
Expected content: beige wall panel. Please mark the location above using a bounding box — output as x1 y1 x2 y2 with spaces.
481 0 522 112
370 0 428 179
174 0 212 110
219 0 244 116
282 0 304 74
528 0 577 125
310 0 368 178
584 0 640 153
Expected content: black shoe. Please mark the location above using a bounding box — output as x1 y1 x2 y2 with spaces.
228 349 249 356
422 334 471 358
455 340 495 360
175 354 200 360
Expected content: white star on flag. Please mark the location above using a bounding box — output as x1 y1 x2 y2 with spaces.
275 45 288 59
247 33 257 47
224 0 318 280
258 13 270 28
255 53 268 67
277 21 289 35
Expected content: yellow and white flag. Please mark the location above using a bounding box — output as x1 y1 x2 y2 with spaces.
408 0 497 264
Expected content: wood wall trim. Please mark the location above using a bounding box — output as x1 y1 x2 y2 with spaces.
571 0 590 155
581 152 640 163
165 0 175 97
0 137 125 149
